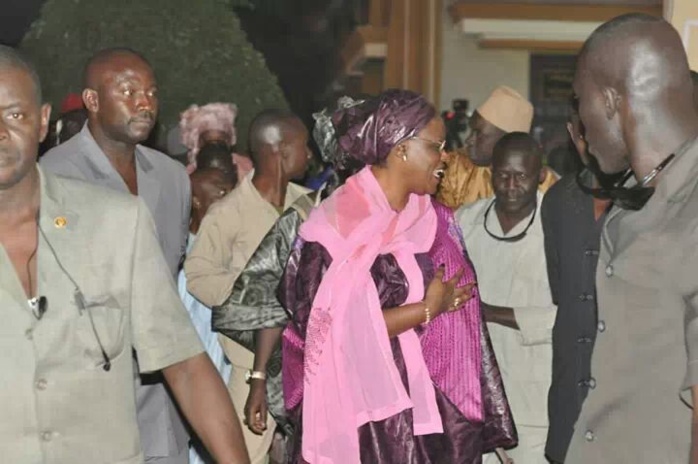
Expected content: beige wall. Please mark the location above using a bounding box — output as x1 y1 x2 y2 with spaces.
665 0 698 71
439 10 530 112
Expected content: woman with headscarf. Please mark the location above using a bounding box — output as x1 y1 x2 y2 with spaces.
210 97 365 452
280 89 516 463
179 102 254 178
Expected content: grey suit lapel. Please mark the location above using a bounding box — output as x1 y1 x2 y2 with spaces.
135 149 161 223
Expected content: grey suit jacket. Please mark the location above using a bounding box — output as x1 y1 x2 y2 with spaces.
40 125 192 461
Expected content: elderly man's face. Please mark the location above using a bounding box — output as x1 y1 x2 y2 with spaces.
572 58 629 174
0 66 50 190
465 111 505 167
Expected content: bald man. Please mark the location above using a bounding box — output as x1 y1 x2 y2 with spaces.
185 109 310 463
437 86 558 209
567 14 698 463
41 48 196 464
457 133 557 464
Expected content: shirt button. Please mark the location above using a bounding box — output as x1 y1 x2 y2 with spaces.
598 320 606 333
605 265 614 277
588 377 596 389
585 430 595 442
41 431 53 442
36 379 48 391
25 328 33 340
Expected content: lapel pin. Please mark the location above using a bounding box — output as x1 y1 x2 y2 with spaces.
54 216 67 228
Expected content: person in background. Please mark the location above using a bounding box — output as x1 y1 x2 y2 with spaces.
179 102 253 178
196 143 239 187
179 167 237 464
211 97 365 463
546 144 581 179
185 109 311 464
40 47 193 464
457 133 557 463
542 97 616 463
0 44 249 464
280 89 516 464
437 86 557 209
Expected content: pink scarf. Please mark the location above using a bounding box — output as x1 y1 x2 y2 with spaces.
298 167 443 463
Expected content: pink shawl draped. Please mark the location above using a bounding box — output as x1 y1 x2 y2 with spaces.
297 167 443 463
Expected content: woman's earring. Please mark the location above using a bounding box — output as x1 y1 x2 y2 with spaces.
401 148 408 162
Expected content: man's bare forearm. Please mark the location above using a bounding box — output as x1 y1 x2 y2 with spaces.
164 353 250 464
481 302 519 330
253 327 283 372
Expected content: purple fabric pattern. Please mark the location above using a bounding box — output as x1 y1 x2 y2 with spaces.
331 89 436 165
279 200 517 462
422 200 483 421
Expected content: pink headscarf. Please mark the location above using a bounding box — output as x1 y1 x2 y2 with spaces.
179 102 253 177
297 166 442 463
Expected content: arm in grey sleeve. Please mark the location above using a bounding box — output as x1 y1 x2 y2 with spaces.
129 198 203 372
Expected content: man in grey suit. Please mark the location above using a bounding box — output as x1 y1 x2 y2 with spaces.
0 45 249 464
41 48 191 463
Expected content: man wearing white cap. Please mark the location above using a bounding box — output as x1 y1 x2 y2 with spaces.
438 85 557 209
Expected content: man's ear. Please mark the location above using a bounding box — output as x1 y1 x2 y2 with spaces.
602 87 621 120
539 166 548 184
82 88 98 113
38 103 52 143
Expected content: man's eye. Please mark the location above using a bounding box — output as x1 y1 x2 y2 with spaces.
147 89 158 97
123 89 134 96
8 112 24 120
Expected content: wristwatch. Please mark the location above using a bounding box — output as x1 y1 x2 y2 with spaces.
245 370 267 383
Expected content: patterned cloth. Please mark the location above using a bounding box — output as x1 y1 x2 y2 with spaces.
212 193 317 434
280 198 517 463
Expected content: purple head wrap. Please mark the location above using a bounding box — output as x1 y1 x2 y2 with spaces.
332 89 436 165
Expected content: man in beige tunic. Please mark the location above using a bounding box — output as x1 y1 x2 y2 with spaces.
566 14 698 463
185 109 310 463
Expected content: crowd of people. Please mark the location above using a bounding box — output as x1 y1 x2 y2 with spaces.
2 11 698 464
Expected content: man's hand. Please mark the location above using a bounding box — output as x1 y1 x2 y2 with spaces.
164 353 250 464
244 380 268 435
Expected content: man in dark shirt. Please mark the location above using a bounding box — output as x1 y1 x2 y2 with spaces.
541 103 612 463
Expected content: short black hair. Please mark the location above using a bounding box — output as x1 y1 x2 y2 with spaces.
83 47 151 88
492 132 544 166
196 142 238 186
0 45 42 103
247 108 300 162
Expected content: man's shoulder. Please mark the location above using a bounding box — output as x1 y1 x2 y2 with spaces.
40 134 86 171
455 197 490 225
289 181 312 197
44 170 139 213
137 145 187 178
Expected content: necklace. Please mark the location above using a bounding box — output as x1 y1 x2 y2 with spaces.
483 199 537 243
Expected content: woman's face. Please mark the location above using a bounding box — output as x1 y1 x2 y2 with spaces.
400 117 449 196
